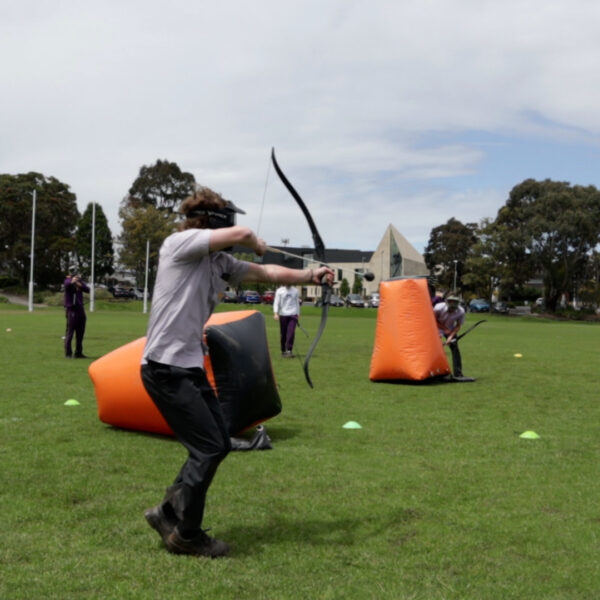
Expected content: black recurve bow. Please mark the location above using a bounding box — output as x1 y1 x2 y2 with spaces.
271 147 331 388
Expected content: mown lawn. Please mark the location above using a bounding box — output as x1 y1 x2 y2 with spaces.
1 301 599 599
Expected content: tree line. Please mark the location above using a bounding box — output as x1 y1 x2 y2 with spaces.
2 162 599 313
423 179 600 311
0 160 194 290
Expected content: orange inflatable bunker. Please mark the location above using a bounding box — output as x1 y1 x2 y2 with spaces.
88 310 282 436
369 278 450 381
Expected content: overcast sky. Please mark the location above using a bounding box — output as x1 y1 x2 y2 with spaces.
2 0 600 253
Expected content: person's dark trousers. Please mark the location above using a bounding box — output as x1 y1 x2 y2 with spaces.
447 339 463 377
279 315 298 353
141 360 231 535
65 306 86 356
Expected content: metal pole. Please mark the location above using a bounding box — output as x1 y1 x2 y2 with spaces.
143 240 149 314
28 190 36 312
90 202 96 312
453 260 458 291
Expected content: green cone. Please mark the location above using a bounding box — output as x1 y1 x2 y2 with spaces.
519 430 540 439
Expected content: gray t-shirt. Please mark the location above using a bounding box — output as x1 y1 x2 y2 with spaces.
142 228 249 369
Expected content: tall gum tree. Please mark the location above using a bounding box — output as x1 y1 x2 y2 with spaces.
495 179 600 311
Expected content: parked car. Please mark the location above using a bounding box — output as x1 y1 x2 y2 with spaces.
468 298 490 312
241 290 261 304
330 294 344 307
261 290 275 304
492 301 509 314
132 288 145 300
368 292 380 308
345 293 366 308
316 294 344 307
222 290 240 303
111 286 135 299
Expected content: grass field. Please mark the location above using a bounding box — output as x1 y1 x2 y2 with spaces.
1 300 599 599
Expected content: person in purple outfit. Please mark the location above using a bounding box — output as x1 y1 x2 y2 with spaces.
63 265 89 358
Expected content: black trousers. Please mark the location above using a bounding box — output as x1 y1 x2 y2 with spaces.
278 315 298 353
65 306 86 356
141 360 231 533
446 339 463 377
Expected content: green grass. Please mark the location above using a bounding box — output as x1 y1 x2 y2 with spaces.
1 302 599 599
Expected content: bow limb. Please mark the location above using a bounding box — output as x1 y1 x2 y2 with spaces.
455 319 487 342
271 147 331 388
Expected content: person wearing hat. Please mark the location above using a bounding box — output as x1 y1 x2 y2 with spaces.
63 265 89 358
140 185 333 559
433 292 466 378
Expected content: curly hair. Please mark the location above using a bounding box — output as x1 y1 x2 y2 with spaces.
179 186 228 231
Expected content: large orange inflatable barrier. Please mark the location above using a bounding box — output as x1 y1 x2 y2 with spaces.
369 278 450 381
88 310 282 436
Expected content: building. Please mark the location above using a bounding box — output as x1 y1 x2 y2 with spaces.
244 223 429 300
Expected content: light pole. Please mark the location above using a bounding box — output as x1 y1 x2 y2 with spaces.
143 240 150 314
453 260 458 292
90 202 96 312
28 190 36 312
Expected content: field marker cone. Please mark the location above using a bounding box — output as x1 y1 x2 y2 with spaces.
342 421 362 429
519 430 540 439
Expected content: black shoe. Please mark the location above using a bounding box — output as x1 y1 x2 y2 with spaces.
145 505 176 543
452 375 476 383
74 353 88 359
166 528 230 558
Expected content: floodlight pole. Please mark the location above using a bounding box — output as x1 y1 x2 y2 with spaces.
28 190 36 312
90 202 96 312
453 260 458 292
143 239 149 314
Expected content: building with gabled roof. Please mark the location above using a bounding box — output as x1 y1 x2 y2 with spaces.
238 223 429 300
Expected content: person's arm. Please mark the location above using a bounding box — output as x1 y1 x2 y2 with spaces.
244 263 333 287
209 226 265 255
445 324 461 344
273 289 281 320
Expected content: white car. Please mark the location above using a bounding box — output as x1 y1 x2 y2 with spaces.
368 293 380 308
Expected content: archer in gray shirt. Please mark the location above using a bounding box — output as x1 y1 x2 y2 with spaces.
141 185 333 559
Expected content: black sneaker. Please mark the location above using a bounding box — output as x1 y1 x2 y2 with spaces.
74 353 88 358
144 505 176 542
166 528 230 558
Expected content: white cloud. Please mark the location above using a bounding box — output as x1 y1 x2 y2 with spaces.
2 0 600 255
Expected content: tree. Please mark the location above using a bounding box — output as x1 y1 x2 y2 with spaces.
0 172 79 287
127 159 195 213
494 179 600 311
462 220 498 299
424 218 477 291
75 203 114 281
339 278 350 298
352 274 363 294
118 202 177 288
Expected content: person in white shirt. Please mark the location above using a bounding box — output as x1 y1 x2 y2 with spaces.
141 186 333 559
273 285 301 358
